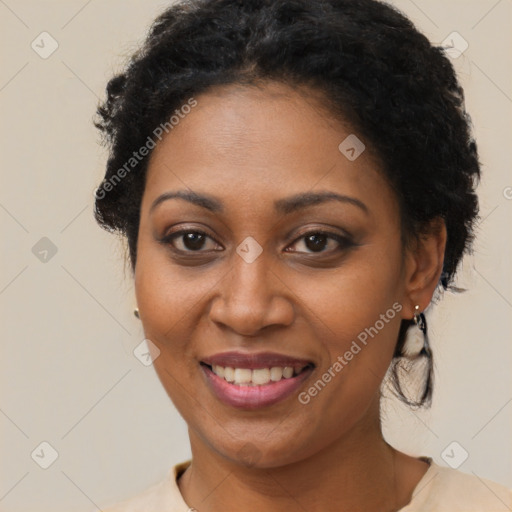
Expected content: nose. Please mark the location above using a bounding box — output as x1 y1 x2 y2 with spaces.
209 251 295 337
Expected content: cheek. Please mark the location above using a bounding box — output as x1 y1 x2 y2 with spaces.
290 241 404 410
296 241 404 346
134 228 217 333
133 241 210 413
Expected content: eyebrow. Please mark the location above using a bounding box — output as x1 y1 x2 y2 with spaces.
149 189 368 215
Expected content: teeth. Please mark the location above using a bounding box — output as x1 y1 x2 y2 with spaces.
234 368 252 384
210 364 306 385
224 367 235 382
252 368 270 385
270 367 283 381
283 367 293 378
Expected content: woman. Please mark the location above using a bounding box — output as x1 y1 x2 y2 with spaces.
93 0 511 510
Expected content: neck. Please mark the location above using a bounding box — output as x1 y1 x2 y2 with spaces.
179 404 412 512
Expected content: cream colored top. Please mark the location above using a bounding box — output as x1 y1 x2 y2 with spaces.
101 458 512 511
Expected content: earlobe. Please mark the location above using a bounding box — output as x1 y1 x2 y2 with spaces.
403 218 447 318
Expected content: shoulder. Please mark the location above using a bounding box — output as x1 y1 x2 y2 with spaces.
403 462 512 511
100 461 191 512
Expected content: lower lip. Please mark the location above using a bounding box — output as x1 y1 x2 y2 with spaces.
201 365 313 410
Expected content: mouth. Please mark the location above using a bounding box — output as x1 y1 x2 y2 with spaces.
200 352 315 409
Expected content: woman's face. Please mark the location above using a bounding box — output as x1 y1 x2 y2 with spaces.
135 82 415 467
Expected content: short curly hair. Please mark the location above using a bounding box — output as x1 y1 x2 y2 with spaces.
93 0 480 407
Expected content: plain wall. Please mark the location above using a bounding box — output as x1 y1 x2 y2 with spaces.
1 0 511 510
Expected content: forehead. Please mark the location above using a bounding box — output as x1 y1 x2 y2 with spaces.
142 82 395 218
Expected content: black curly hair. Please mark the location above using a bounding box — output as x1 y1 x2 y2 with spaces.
93 0 481 407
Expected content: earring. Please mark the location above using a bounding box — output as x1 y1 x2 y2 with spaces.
413 305 431 357
389 305 433 407
133 307 140 319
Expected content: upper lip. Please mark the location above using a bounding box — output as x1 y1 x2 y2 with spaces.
201 351 315 370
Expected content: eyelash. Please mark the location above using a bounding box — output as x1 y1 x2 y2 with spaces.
161 228 353 255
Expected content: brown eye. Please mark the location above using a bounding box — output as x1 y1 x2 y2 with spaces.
287 231 353 254
163 230 219 252
303 233 329 252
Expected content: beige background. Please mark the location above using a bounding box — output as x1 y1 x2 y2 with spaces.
1 0 511 510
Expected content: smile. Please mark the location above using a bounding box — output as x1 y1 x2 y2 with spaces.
200 352 315 409
210 365 307 385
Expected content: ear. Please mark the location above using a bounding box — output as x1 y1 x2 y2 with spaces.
402 217 447 319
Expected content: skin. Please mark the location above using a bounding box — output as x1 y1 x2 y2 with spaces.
134 81 447 511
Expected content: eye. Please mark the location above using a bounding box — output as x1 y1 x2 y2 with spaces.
161 228 353 255
286 230 353 254
162 229 220 252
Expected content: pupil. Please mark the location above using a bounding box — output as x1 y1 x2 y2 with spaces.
305 234 327 252
184 232 205 250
